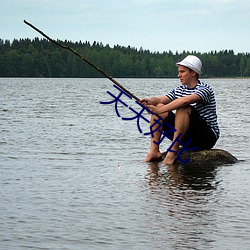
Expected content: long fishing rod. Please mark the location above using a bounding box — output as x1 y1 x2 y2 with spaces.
23 20 140 102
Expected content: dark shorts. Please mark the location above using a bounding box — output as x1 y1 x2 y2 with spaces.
163 106 217 150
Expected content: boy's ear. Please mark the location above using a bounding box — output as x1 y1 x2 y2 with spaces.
191 70 198 77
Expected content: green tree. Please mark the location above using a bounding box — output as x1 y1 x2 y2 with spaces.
0 37 249 78
244 56 250 76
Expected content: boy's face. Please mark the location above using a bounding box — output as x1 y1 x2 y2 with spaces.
177 65 197 85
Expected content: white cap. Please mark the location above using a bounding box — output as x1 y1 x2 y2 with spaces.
176 55 202 75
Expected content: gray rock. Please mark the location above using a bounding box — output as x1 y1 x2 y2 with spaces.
162 148 238 166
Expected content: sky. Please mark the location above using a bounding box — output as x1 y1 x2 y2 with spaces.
1 0 250 53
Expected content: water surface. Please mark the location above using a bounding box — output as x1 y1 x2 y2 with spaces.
1 78 250 249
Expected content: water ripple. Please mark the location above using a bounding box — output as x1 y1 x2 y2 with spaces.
0 78 250 249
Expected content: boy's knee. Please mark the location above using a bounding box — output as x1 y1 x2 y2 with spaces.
176 105 192 116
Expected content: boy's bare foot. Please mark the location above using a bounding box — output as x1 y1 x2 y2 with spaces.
163 151 178 165
144 151 162 162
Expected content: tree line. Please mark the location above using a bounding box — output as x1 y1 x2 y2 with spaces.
0 38 250 78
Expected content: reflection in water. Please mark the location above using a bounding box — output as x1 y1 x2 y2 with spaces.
144 162 221 249
147 162 220 191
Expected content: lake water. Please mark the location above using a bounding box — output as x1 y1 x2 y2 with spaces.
0 78 250 250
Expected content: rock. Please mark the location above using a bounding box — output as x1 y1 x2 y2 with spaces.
162 148 238 166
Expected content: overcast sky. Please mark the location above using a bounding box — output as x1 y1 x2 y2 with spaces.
1 0 250 53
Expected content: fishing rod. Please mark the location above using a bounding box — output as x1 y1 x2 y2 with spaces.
23 20 140 102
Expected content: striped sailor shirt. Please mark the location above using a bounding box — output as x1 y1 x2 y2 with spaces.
166 80 220 139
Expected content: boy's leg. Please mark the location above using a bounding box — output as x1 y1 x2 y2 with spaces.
163 106 191 164
181 107 217 150
144 104 169 162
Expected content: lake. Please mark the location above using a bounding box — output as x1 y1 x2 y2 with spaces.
1 78 250 249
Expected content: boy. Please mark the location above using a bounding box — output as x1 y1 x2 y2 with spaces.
141 55 219 164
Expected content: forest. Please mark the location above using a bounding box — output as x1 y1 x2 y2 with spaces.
0 38 250 78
